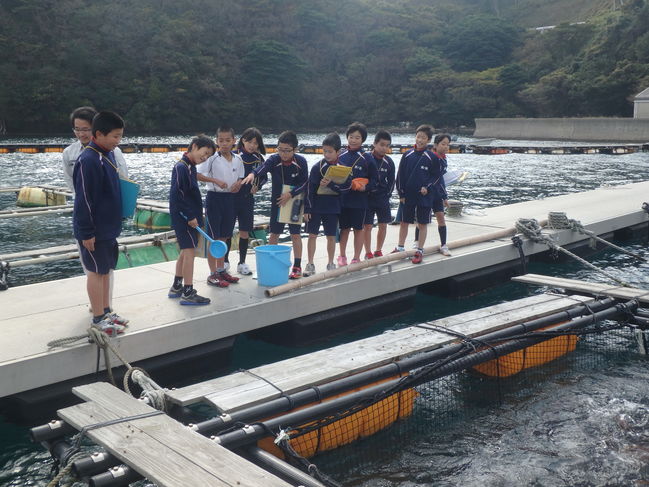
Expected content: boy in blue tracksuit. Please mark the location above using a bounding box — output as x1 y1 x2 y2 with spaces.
337 122 379 266
432 134 451 256
168 135 216 305
363 130 395 259
303 133 352 275
394 124 446 264
233 127 267 276
73 111 126 336
242 131 308 279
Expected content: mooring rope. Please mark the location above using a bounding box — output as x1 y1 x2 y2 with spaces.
46 451 86 487
515 218 629 287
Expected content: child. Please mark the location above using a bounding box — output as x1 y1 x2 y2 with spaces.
197 126 244 287
63 106 128 315
303 133 351 276
72 111 127 335
168 135 216 304
337 122 378 266
363 130 395 259
234 127 267 275
241 131 308 279
432 133 451 256
62 106 128 193
394 124 446 264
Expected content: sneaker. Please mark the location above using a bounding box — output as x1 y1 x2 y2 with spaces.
337 255 348 266
168 284 183 298
440 245 452 256
180 289 211 306
326 263 336 271
218 271 239 283
412 242 419 249
412 250 423 264
365 252 374 260
289 266 302 279
107 312 129 327
304 263 316 276
237 263 253 275
91 317 125 337
223 262 230 271
351 258 360 264
391 247 405 254
207 272 230 288
373 250 383 257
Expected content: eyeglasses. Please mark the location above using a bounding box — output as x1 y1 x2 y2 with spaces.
73 128 92 133
276 148 294 154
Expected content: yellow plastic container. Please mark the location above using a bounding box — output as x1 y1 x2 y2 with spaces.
16 187 67 207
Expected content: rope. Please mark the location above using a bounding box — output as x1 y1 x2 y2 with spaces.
46 451 86 487
515 218 629 287
568 218 647 262
274 432 343 487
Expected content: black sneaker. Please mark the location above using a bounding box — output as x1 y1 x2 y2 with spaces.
180 289 211 306
168 284 183 298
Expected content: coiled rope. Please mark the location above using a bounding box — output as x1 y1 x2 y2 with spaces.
515 218 629 287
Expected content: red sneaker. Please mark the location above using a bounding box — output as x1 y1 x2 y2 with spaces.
218 271 240 283
207 272 229 287
289 266 302 279
373 250 383 257
364 252 374 260
412 250 423 264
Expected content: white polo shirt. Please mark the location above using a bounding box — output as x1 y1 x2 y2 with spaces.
198 151 245 192
62 140 128 193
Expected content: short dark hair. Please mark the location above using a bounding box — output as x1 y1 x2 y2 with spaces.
237 127 266 155
278 130 298 149
416 124 434 141
92 111 125 137
70 106 97 127
434 133 451 145
189 134 216 154
322 133 342 152
374 130 392 144
346 122 368 142
216 126 235 138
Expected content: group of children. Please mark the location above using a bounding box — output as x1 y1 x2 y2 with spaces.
68 109 452 334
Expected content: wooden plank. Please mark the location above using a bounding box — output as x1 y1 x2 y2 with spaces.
59 383 290 487
167 293 593 412
513 274 649 304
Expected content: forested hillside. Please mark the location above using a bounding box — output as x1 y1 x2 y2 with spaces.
0 0 648 134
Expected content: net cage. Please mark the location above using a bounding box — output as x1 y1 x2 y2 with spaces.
253 303 642 486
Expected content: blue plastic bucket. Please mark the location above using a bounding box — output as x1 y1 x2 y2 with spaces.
120 178 140 218
254 245 292 287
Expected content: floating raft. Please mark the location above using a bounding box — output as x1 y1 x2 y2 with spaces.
2 142 648 155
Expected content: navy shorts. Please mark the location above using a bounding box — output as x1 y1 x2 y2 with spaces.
78 238 118 275
307 213 338 236
432 198 445 213
339 207 365 230
270 205 302 235
234 194 254 232
205 191 236 238
402 204 432 224
364 205 392 225
173 224 199 250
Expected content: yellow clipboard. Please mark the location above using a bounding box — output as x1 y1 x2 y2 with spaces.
317 164 352 195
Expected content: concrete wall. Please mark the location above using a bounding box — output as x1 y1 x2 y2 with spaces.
474 117 649 142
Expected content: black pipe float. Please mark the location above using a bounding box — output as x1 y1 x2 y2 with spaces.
243 446 327 487
212 300 637 450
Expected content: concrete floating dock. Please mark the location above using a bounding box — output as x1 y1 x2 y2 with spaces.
1 181 648 410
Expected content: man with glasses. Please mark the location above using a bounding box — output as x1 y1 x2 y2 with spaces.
62 106 128 193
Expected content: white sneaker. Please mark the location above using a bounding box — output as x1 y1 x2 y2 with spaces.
326 262 336 271
224 262 230 271
304 263 316 276
440 245 452 256
91 317 125 337
237 263 252 275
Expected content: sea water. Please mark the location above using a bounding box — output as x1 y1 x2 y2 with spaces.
1 135 648 486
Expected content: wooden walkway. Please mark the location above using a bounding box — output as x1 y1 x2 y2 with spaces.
1 181 648 400
167 293 593 412
58 382 290 487
513 274 649 304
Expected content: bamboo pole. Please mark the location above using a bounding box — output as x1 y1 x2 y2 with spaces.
0 207 74 219
0 204 73 215
264 220 548 298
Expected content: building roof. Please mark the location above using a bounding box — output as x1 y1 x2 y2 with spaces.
635 87 649 100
